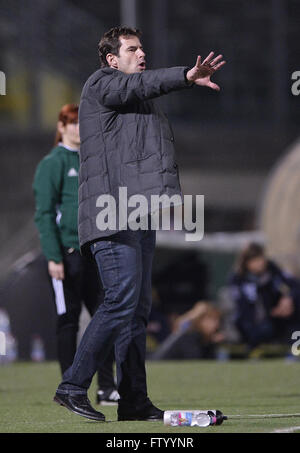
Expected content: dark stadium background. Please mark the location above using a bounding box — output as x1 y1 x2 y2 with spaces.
0 0 299 360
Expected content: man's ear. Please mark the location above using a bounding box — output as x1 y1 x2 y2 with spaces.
106 53 118 69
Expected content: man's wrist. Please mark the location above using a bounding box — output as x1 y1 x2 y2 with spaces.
184 67 194 86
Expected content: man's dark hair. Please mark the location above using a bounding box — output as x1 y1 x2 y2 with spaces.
98 26 142 68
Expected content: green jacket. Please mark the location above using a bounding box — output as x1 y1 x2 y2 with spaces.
33 144 80 263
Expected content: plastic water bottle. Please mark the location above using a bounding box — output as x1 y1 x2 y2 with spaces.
164 410 227 427
207 410 228 425
30 335 45 362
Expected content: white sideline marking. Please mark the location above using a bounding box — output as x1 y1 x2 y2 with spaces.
272 426 300 433
227 413 300 419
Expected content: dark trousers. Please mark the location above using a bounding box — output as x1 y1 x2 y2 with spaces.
52 248 115 390
57 229 155 406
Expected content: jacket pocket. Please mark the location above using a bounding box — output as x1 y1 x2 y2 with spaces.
120 153 162 194
123 114 160 163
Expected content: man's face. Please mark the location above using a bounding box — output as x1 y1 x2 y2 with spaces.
109 35 146 74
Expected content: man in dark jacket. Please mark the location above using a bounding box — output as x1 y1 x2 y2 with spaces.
54 26 226 422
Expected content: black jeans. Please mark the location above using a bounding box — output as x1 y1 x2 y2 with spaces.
57 229 156 405
52 248 115 390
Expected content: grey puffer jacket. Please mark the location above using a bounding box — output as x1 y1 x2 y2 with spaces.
78 66 192 253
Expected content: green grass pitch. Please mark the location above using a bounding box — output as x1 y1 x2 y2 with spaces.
0 359 299 433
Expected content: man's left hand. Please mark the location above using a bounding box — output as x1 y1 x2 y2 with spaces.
186 52 226 91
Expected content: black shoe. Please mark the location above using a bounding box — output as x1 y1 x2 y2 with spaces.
96 388 120 406
53 392 105 421
118 398 164 421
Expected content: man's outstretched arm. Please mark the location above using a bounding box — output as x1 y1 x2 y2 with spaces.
92 66 192 108
91 52 226 107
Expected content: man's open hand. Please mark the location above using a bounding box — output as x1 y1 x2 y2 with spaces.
186 52 226 91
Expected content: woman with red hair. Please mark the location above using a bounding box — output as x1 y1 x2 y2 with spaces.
33 104 118 405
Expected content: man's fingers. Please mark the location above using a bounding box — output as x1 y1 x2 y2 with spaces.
212 60 226 71
207 81 220 91
202 51 214 65
195 55 201 68
195 52 225 72
210 54 223 66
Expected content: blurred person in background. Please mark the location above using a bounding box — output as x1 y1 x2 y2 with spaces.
149 301 224 360
168 301 224 359
229 242 300 355
33 104 119 405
